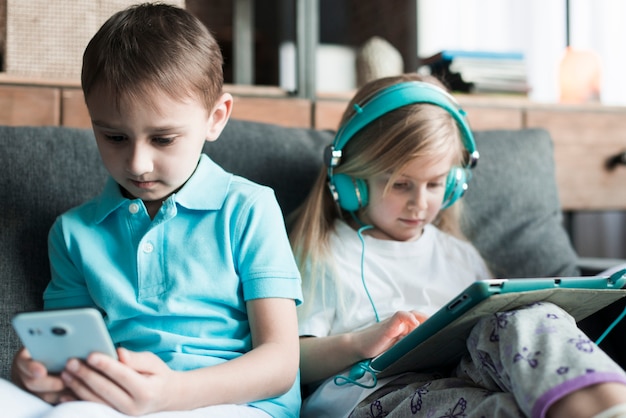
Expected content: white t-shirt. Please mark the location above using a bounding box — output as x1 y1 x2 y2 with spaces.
298 220 492 418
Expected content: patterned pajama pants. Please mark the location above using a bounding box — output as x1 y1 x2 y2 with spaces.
349 302 626 418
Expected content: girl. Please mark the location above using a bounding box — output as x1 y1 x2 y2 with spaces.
289 73 626 418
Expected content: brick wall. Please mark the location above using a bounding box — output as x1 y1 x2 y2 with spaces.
2 0 184 80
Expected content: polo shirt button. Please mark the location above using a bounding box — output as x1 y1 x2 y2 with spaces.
142 242 154 253
129 203 140 214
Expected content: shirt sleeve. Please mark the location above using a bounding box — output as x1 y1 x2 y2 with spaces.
44 216 97 310
231 183 303 305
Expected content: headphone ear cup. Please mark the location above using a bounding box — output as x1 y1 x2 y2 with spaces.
442 167 468 209
332 173 369 212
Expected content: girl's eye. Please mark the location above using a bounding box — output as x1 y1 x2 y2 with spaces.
392 182 410 190
428 181 445 188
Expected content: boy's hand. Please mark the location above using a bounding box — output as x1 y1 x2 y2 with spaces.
354 310 428 360
60 347 180 415
12 347 72 404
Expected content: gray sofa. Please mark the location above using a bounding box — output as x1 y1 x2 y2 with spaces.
1 120 624 382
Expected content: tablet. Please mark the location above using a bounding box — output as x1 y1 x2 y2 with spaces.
369 272 626 378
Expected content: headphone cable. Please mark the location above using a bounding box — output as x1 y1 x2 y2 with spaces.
595 304 626 345
333 222 379 388
356 223 379 322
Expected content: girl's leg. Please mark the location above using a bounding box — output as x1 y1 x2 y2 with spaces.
351 302 626 418
349 372 525 418
0 378 51 418
459 302 626 418
547 382 626 418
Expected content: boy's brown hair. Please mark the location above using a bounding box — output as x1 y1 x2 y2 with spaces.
82 2 223 111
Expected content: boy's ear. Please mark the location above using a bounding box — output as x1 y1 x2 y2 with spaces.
206 93 233 142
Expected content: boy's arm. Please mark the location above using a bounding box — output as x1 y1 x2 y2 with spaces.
175 296 300 407
59 297 300 414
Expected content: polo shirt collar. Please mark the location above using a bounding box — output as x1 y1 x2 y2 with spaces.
94 154 232 223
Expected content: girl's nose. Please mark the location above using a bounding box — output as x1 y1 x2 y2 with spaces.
409 189 428 211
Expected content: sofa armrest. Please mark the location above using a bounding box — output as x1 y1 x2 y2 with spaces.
578 257 626 276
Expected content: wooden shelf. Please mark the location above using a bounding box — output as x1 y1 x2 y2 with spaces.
2 74 626 211
0 74 313 128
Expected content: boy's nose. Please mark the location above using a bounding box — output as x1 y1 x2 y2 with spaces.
126 144 153 176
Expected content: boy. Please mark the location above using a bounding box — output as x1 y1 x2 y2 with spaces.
6 3 302 417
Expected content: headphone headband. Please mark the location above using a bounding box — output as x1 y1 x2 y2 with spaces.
331 81 477 162
326 80 479 212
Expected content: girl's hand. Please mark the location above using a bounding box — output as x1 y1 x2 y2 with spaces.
299 310 428 384
12 347 72 404
60 347 180 415
353 310 428 360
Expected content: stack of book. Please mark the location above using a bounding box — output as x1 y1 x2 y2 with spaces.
418 50 529 95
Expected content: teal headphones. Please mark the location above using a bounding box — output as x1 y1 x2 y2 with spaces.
325 81 479 212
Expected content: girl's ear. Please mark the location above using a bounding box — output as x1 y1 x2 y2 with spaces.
205 93 233 142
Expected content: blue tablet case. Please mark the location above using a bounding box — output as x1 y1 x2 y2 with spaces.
369 272 626 378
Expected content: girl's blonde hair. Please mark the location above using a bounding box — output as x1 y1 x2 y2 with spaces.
289 73 473 304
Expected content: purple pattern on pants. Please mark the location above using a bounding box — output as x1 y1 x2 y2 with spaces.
349 302 626 418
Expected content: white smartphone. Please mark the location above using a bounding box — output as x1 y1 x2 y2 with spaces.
12 307 118 373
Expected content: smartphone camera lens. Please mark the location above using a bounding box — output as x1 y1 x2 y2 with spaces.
51 326 67 336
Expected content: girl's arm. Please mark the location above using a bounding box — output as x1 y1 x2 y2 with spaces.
59 297 299 415
299 310 426 384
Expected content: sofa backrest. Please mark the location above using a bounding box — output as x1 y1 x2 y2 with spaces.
0 120 579 380
211 121 580 279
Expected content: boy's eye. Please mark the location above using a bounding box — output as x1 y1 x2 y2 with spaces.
105 135 126 143
153 137 175 145
428 181 445 188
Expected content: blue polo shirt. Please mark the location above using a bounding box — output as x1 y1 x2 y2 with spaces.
44 154 303 417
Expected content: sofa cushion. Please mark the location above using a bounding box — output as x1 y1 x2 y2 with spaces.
206 119 331 216
462 128 580 278
0 126 109 380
